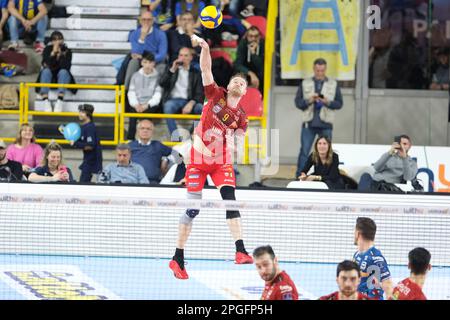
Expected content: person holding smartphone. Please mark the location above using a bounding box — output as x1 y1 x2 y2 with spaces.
358 134 418 191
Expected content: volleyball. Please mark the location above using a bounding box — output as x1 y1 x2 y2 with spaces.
200 5 223 29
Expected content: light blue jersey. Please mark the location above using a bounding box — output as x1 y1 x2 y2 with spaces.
353 246 391 300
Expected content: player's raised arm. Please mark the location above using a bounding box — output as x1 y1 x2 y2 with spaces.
192 35 214 86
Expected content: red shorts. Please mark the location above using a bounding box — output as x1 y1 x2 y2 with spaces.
185 163 236 192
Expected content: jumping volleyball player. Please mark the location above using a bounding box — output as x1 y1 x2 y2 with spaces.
169 35 253 280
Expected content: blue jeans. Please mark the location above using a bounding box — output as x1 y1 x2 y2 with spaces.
163 98 203 136
358 173 374 191
40 68 71 96
7 15 48 43
295 126 333 177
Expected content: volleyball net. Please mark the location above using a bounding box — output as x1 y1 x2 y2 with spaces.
0 183 449 300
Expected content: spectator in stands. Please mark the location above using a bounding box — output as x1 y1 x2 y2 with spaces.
429 48 449 91
6 123 43 175
369 29 392 89
7 0 48 53
298 135 344 189
386 31 426 89
0 0 9 45
149 0 175 31
358 134 418 192
100 144 149 184
127 52 163 140
175 0 206 28
160 47 204 137
238 0 268 18
37 31 76 113
0 139 23 181
167 11 200 64
123 9 168 90
294 58 343 179
71 104 103 183
234 26 264 92
28 142 75 182
128 119 179 184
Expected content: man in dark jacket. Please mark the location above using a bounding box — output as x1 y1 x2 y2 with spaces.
234 26 264 92
160 47 204 138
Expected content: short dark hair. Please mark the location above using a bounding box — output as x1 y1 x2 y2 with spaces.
314 58 327 66
409 247 431 275
78 104 94 120
399 134 411 142
253 245 275 260
116 143 131 152
142 51 155 62
336 260 360 277
50 30 64 41
355 217 377 241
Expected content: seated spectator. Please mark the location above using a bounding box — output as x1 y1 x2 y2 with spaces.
160 47 204 137
122 10 168 89
298 135 344 190
234 26 264 92
6 123 43 175
100 144 149 184
128 119 179 184
238 0 268 18
36 31 76 113
167 11 200 64
127 52 163 140
429 48 449 91
358 134 418 192
0 0 9 45
0 139 23 181
28 142 74 182
175 0 206 28
7 0 48 53
148 0 175 31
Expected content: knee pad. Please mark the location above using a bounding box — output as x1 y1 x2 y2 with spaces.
226 210 241 219
220 186 236 200
180 209 199 225
220 186 241 219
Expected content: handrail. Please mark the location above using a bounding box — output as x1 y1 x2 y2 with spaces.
22 83 122 146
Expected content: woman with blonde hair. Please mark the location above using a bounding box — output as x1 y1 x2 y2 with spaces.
6 123 43 173
28 142 74 183
298 135 344 190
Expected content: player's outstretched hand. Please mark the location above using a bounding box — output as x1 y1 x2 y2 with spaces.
192 34 208 50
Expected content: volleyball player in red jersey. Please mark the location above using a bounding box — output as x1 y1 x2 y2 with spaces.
391 247 431 300
169 35 253 280
254 245 299 300
320 260 373 300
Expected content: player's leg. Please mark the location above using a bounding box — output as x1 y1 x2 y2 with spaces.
211 164 253 264
169 165 207 279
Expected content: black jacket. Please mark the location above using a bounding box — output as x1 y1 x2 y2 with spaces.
36 44 77 94
159 65 204 104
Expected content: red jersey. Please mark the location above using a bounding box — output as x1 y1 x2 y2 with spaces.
391 278 427 300
261 271 298 300
319 291 372 300
192 82 248 165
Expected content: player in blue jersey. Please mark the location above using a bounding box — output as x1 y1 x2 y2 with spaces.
352 217 393 300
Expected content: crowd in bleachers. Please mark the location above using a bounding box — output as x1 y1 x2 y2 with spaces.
0 0 268 185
